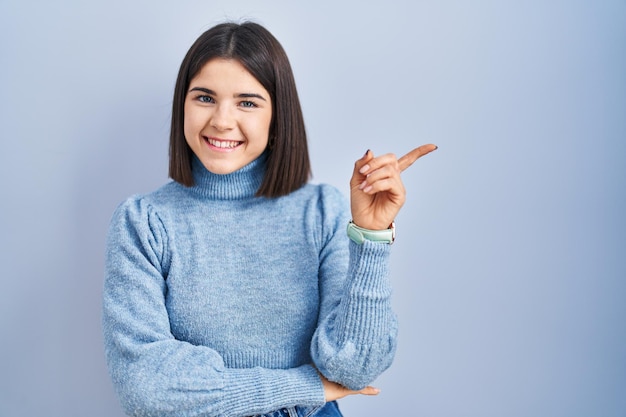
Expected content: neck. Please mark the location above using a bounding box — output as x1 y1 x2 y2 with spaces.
189 153 267 200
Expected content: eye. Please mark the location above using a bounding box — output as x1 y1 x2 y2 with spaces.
197 95 214 104
239 100 257 108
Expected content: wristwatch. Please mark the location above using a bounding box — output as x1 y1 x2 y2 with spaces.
346 221 396 244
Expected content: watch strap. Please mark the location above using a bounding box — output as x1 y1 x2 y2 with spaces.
346 221 395 244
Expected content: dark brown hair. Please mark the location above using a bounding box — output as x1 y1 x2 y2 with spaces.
169 21 311 197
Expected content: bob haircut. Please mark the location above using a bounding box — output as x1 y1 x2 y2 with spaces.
169 21 311 198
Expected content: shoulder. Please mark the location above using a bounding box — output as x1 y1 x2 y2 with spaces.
112 181 183 216
293 182 347 205
310 182 348 218
289 183 350 233
106 183 184 262
108 182 183 236
281 183 347 215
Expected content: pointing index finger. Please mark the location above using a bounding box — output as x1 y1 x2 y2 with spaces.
398 144 438 172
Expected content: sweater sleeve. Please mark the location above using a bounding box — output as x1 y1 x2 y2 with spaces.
309 186 398 391
102 197 325 417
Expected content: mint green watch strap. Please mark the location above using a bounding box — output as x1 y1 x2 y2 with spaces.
346 221 396 244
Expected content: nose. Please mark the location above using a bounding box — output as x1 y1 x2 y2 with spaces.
209 104 235 131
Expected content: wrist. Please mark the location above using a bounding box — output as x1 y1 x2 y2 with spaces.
346 221 396 244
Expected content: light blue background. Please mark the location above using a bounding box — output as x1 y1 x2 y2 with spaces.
1 1 624 416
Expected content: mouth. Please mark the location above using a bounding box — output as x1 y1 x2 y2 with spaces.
204 137 243 150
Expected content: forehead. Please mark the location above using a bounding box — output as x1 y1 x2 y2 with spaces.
190 58 266 92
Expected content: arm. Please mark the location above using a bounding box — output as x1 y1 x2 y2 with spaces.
309 192 397 391
102 198 324 417
311 145 437 391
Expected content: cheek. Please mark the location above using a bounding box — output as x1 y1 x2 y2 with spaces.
257 113 273 145
183 107 202 138
253 122 271 149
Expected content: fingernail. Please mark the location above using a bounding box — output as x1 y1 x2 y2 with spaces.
434 145 439 150
363 185 373 193
358 180 367 190
359 164 370 174
364 149 370 157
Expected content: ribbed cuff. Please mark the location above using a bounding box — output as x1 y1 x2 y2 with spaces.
336 240 394 344
219 364 325 416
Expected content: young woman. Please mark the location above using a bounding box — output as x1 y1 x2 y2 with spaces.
103 21 436 417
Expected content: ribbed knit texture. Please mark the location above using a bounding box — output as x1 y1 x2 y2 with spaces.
102 154 398 417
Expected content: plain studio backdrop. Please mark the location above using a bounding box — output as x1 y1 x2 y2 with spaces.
1 1 624 416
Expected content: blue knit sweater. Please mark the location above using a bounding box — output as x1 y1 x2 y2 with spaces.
102 154 398 417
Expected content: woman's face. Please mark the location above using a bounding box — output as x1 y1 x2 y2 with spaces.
184 58 272 175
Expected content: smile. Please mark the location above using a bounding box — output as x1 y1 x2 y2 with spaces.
204 137 243 149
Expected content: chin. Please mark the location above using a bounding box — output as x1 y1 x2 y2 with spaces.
201 161 241 175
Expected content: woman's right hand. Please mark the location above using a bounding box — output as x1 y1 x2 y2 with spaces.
319 373 380 402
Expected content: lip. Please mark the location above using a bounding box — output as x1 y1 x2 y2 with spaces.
203 136 243 152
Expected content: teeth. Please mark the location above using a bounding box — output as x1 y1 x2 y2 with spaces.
207 138 240 148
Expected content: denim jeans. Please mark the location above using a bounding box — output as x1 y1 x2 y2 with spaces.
250 401 342 417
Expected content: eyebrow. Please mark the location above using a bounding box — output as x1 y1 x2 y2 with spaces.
188 87 267 101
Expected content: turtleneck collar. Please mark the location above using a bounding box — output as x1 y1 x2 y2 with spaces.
189 152 267 200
